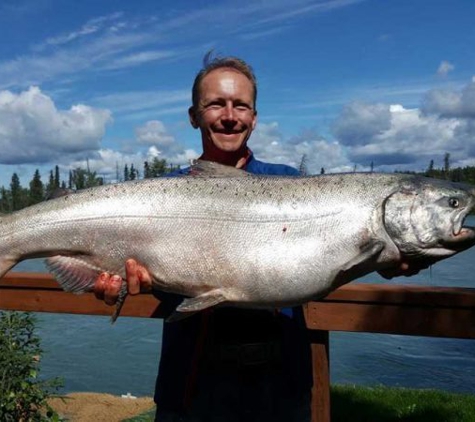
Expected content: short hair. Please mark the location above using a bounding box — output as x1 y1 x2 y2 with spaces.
191 52 257 110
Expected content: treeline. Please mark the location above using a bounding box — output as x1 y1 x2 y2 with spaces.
0 158 180 213
395 153 475 185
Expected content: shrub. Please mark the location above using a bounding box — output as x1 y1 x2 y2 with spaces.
0 311 63 421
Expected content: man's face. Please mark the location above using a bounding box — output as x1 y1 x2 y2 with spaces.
190 68 257 154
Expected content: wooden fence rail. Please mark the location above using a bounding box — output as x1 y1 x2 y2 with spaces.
2 272 475 422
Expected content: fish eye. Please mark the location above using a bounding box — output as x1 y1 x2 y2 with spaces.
448 198 459 208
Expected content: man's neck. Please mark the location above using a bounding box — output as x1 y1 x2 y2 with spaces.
199 147 251 168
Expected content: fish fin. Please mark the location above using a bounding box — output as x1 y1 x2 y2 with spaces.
45 188 75 200
110 282 128 324
189 160 252 178
45 255 103 293
167 289 228 322
166 310 198 323
340 241 385 273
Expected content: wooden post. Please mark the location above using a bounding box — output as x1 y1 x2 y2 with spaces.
309 329 330 422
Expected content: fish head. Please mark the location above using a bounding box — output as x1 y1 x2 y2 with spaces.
383 178 475 263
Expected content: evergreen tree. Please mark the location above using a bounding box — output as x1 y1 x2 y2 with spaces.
0 187 10 213
444 152 451 179
426 159 435 177
298 154 307 176
72 168 86 190
29 170 44 205
45 170 55 197
150 158 169 177
144 161 151 178
54 165 60 189
129 164 137 181
124 164 129 182
70 168 103 190
10 173 24 211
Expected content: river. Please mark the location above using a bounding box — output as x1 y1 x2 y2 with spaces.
12 216 475 397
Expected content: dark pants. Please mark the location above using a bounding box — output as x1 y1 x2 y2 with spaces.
154 353 311 422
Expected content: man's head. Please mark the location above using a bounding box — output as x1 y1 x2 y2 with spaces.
189 54 258 165
191 54 258 110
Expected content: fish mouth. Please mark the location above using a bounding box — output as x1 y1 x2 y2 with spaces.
443 212 475 251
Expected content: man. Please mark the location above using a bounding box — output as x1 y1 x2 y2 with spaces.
95 55 313 421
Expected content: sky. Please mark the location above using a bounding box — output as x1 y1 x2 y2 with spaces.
1 0 474 187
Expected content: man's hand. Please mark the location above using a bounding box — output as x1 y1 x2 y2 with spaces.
94 259 153 305
378 260 432 280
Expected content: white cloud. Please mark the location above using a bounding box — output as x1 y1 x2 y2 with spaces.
0 1 364 90
437 60 455 77
250 122 349 173
91 89 190 116
0 86 111 164
332 95 473 171
422 79 475 118
135 120 175 147
100 50 180 71
147 145 199 167
332 102 392 145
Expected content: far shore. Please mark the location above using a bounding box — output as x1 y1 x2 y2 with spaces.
48 392 155 422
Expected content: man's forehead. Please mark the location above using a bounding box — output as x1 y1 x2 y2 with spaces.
199 69 254 98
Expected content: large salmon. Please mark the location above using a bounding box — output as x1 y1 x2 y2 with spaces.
1 161 474 320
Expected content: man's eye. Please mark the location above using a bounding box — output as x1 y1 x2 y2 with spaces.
235 104 250 111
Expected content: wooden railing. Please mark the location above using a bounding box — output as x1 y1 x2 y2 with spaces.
2 272 475 422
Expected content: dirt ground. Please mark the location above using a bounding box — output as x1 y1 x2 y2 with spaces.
48 392 155 422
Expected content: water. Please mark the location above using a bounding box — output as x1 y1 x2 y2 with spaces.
11 217 475 397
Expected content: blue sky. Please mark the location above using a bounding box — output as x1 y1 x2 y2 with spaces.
1 0 474 186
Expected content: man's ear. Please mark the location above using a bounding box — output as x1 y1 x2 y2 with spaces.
189 106 199 129
251 110 257 130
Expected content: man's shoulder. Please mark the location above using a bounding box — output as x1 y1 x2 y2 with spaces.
246 157 299 176
164 161 299 177
165 167 189 177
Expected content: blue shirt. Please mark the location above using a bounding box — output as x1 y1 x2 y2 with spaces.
154 153 312 409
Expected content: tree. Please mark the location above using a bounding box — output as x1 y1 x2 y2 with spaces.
148 158 173 177
298 154 308 176
426 159 435 177
129 163 137 180
70 168 103 190
10 173 24 211
45 170 57 198
444 152 451 179
0 187 10 212
29 169 44 205
54 165 60 189
0 311 62 421
144 161 152 179
320 167 325 175
124 164 129 182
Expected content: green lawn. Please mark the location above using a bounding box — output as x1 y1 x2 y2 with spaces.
124 385 475 422
332 385 475 422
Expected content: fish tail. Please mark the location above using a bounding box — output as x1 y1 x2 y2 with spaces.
110 281 128 324
0 214 16 278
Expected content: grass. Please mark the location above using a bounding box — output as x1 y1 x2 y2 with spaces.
331 385 475 422
123 385 475 422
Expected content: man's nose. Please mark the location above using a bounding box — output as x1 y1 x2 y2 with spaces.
222 103 237 121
